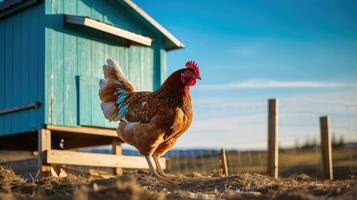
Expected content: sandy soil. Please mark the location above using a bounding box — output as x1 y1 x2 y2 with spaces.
0 167 356 200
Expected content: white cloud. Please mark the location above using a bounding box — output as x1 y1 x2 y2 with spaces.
229 43 263 57
196 79 357 91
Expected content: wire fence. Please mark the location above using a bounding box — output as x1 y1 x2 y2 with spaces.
161 98 357 179
163 146 356 179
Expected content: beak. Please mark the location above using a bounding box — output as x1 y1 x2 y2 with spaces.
196 75 201 80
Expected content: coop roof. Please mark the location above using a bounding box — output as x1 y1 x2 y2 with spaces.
0 0 41 19
0 0 185 51
120 0 185 50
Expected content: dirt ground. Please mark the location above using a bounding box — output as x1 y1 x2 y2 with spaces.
0 167 356 200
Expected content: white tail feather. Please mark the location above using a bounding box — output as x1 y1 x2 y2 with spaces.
100 102 118 121
99 58 134 123
104 59 126 81
99 79 107 89
107 59 125 76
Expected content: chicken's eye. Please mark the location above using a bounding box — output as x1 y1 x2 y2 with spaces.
184 70 194 77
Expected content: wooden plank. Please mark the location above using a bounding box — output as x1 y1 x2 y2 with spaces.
65 15 152 46
152 38 159 89
38 129 52 176
14 14 22 132
267 99 279 179
143 47 154 91
22 11 30 132
219 148 229 176
78 41 92 126
44 15 53 125
34 6 44 132
320 116 333 180
46 150 166 169
63 31 78 126
112 139 123 175
51 13 64 125
0 21 4 134
129 46 141 90
46 124 118 137
159 48 167 86
4 19 13 134
48 0 64 126
91 40 105 127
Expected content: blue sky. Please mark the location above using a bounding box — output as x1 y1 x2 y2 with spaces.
132 0 357 149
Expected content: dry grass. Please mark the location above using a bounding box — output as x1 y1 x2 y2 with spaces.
0 167 356 200
0 167 26 192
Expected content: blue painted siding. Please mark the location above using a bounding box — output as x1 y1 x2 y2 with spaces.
0 0 172 136
44 0 167 128
0 3 45 136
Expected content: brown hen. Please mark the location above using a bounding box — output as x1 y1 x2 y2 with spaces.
98 59 200 178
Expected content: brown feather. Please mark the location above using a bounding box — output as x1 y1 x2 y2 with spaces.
99 58 195 157
114 68 194 157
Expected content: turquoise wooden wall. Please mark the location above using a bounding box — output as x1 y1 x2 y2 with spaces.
0 0 169 136
44 0 167 128
0 3 45 136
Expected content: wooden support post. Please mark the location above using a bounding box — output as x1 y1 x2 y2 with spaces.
320 116 333 180
112 139 123 176
38 129 52 177
267 99 279 179
219 148 229 176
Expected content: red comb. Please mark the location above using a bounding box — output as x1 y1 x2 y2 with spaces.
185 60 200 76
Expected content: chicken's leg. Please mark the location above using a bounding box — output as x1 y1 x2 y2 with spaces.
153 156 171 178
145 156 161 178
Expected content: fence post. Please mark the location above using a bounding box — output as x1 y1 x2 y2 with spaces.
267 99 279 179
219 148 229 176
112 139 123 176
320 116 333 180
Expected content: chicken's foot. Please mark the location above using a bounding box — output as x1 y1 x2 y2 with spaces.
153 156 172 178
145 156 162 178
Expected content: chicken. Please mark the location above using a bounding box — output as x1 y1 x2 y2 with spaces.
98 59 201 178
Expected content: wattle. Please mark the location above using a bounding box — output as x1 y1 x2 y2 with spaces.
185 79 196 86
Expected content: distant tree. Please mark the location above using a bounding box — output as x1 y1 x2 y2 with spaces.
338 135 345 147
336 135 345 148
302 137 312 149
331 133 345 148
312 137 317 148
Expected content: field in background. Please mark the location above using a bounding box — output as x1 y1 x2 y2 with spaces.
168 147 357 179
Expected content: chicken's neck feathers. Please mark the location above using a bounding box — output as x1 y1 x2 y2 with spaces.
153 71 192 111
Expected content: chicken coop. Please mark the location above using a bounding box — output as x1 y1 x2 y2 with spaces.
0 0 184 176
